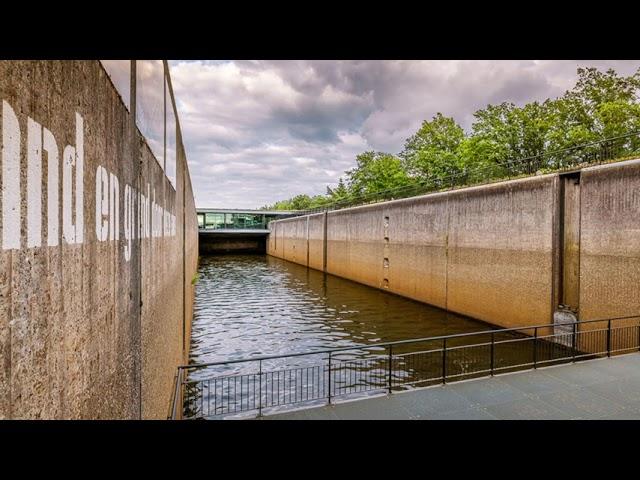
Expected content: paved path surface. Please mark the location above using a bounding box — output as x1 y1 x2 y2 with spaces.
262 354 640 420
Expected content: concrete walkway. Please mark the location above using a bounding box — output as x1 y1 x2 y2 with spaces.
263 354 640 420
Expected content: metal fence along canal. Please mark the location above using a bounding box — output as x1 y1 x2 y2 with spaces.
171 315 640 419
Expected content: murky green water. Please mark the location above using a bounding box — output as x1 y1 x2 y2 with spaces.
182 255 582 418
190 254 501 367
185 255 537 417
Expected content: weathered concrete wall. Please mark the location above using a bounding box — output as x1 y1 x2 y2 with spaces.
283 217 308 266
384 192 449 310
579 160 640 323
307 213 326 272
445 177 555 328
269 218 285 260
0 60 197 419
326 206 385 290
268 159 639 332
183 159 198 370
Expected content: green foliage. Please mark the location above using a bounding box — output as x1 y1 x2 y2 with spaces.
326 178 350 201
401 113 465 180
346 151 413 198
546 68 640 152
263 194 330 211
266 66 640 210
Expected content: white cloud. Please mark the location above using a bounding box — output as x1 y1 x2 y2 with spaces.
168 60 640 208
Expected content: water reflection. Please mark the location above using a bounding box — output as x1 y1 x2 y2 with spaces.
186 255 522 417
190 255 498 367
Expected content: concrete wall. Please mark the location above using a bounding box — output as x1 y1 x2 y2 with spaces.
267 160 640 332
579 160 640 323
307 213 326 272
0 60 197 419
445 177 555 328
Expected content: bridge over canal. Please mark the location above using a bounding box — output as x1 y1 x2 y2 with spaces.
197 208 295 254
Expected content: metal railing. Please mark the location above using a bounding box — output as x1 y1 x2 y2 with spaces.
279 131 640 218
169 314 640 419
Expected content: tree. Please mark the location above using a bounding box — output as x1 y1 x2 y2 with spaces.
400 113 465 182
546 67 640 154
308 194 331 209
470 101 553 174
326 178 351 202
457 135 509 182
345 151 412 199
262 193 331 211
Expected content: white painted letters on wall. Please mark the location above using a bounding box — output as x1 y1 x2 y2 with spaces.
123 185 133 262
2 98 176 260
2 100 21 250
109 172 119 242
95 165 109 242
27 118 42 248
75 113 84 244
61 113 84 246
62 145 76 244
44 127 59 247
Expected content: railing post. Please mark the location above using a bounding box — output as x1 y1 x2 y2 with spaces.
572 323 577 362
178 368 184 420
327 352 332 405
171 369 182 420
533 327 538 369
607 319 612 358
490 332 495 376
388 345 393 394
442 338 447 384
257 360 263 418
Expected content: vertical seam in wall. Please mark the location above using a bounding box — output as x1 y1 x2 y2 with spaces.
131 60 142 420
8 254 12 419
577 174 582 318
550 176 559 323
306 216 309 267
182 148 186 355
59 168 65 416
558 176 566 310
82 62 88 418
444 196 450 311
323 211 328 272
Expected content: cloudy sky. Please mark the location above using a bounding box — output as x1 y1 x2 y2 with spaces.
167 60 640 209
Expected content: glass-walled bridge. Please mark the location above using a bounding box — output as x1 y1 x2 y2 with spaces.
197 208 295 254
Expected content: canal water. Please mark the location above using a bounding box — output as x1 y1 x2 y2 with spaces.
184 254 539 418
190 255 503 366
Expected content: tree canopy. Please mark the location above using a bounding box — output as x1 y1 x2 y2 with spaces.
262 66 640 211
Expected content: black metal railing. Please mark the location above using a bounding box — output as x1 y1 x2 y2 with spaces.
169 314 640 419
277 131 640 218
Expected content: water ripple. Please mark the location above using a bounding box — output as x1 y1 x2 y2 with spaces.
190 254 496 377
